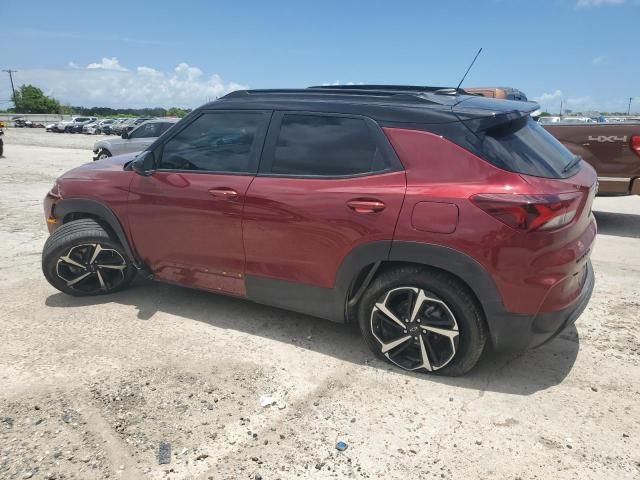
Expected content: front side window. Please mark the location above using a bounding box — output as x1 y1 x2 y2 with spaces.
160 112 266 173
270 114 384 176
129 123 159 139
156 122 174 136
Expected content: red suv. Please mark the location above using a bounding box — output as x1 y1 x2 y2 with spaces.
42 86 596 376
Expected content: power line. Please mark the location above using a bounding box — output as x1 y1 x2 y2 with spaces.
2 69 18 111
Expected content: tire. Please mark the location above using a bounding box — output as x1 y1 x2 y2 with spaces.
42 219 136 296
96 149 111 160
358 265 487 376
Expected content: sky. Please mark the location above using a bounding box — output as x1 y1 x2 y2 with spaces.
2 0 638 113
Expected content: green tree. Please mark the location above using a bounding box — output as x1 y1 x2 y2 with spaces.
13 85 61 114
166 107 187 118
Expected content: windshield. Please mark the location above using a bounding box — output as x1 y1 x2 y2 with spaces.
481 117 579 178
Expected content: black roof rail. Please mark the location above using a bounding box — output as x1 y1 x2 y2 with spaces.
225 88 417 98
308 84 469 94
221 87 455 104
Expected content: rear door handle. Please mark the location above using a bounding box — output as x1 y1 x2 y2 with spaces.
208 187 239 200
347 199 386 213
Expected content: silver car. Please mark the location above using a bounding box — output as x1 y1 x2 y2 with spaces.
92 119 178 160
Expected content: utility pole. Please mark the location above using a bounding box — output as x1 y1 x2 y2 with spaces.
2 69 18 111
628 97 633 116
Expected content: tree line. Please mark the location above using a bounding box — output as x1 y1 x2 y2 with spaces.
2 84 190 118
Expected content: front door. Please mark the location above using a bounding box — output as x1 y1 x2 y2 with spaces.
127 110 271 295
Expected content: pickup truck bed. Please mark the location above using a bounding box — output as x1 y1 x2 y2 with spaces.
543 123 640 196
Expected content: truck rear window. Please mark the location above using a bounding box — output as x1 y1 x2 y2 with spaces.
481 117 577 178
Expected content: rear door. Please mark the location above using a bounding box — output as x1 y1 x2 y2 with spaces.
243 112 406 301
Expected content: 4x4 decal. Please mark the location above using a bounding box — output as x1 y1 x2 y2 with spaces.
587 135 628 143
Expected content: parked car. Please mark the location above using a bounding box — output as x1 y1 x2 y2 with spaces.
557 117 596 124
101 118 126 135
543 122 640 195
92 119 178 160
120 117 153 135
82 122 99 134
67 116 97 133
537 116 562 124
110 118 134 136
83 119 116 135
54 117 96 133
42 85 596 376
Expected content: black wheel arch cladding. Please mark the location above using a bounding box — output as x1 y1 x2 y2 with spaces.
53 199 138 264
246 240 504 327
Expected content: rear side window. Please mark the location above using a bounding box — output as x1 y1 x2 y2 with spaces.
481 117 578 178
270 114 387 176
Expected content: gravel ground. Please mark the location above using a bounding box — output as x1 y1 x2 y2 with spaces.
3 127 107 151
1 129 639 480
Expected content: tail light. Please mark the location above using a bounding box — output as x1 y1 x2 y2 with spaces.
471 192 583 232
632 136 640 158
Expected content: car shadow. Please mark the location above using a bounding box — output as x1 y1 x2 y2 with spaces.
594 210 640 238
45 279 580 396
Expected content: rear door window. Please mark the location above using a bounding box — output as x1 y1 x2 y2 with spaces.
481 117 578 178
266 114 390 176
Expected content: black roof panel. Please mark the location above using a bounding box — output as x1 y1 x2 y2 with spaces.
207 88 539 125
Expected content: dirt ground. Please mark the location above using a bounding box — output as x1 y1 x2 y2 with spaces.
1 128 639 480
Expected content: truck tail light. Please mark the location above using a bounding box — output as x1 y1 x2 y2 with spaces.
632 136 640 158
471 192 583 232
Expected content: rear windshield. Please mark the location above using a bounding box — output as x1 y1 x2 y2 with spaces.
481 117 578 178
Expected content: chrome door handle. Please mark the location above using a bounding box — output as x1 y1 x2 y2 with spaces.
347 199 386 213
208 188 239 200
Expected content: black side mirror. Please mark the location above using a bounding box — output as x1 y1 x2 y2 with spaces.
131 151 155 176
121 130 129 139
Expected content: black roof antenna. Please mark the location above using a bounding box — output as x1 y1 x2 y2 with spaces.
455 48 483 92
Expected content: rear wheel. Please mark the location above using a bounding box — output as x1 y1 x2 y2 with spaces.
358 266 487 376
42 219 135 296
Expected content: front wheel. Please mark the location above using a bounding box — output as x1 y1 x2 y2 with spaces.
96 148 111 160
42 219 136 296
358 266 487 376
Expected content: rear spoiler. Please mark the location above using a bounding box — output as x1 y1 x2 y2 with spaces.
452 96 540 135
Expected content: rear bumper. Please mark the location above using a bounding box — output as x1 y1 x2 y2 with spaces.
488 260 595 351
597 176 640 196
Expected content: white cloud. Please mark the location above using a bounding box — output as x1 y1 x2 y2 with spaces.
533 90 564 110
321 81 364 86
591 55 606 65
533 90 629 113
87 57 128 72
13 59 247 108
576 0 624 8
